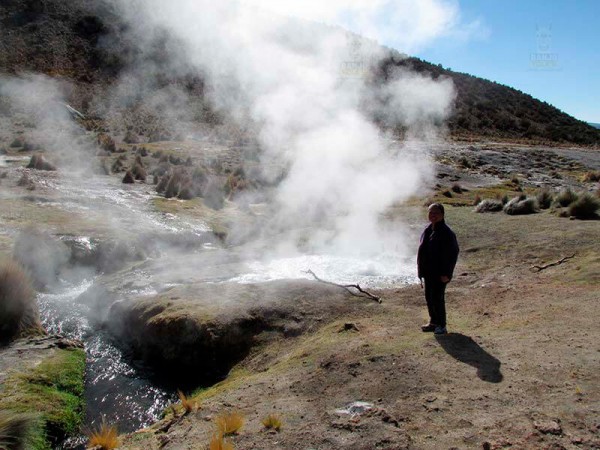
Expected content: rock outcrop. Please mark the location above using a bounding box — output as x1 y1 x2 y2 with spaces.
107 280 360 384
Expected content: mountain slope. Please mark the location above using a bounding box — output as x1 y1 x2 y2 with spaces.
1 0 599 145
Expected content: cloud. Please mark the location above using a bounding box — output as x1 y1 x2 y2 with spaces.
243 0 487 52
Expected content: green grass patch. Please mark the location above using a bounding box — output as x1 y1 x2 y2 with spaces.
0 348 86 449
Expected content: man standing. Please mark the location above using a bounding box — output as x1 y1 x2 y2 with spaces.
417 203 459 335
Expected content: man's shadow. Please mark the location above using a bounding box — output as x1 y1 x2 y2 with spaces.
435 333 503 383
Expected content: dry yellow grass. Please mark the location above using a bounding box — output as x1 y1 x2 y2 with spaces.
177 389 199 414
208 432 234 450
261 413 282 431
87 421 119 450
215 411 244 436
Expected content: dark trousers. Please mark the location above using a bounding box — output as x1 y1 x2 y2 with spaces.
424 277 447 327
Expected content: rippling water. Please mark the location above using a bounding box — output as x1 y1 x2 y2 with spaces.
38 280 176 448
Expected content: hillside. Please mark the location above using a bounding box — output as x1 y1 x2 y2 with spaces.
376 55 600 144
1 0 599 146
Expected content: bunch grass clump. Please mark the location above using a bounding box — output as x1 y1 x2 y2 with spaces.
581 171 600 182
536 188 553 209
0 411 40 450
215 411 244 436
567 193 600 219
556 188 578 207
262 414 282 431
26 153 56 171
503 196 538 215
0 259 41 344
87 420 119 450
475 199 503 213
209 432 234 450
177 390 199 415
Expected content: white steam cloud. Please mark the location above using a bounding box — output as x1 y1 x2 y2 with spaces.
110 0 456 260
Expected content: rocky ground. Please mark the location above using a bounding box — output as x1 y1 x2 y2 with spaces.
116 205 599 450
0 127 599 449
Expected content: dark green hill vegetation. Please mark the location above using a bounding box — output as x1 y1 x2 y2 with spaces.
376 55 600 144
1 0 599 145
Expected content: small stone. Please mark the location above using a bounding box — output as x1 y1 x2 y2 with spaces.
534 419 562 435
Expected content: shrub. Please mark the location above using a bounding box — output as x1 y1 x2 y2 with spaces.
262 414 282 431
26 153 56 171
215 412 244 436
178 184 194 200
97 134 116 152
451 183 463 194
111 158 124 173
441 190 452 198
122 170 135 184
0 411 39 450
536 188 553 209
88 421 119 450
503 196 538 215
475 199 503 213
472 194 481 206
131 163 146 181
156 174 169 193
556 188 578 207
567 193 600 219
0 259 41 344
165 172 183 198
9 137 25 148
123 130 138 144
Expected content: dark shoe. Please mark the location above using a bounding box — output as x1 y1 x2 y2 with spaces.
434 326 447 335
421 323 436 332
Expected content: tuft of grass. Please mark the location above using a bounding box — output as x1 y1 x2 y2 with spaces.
177 390 199 414
581 171 600 182
88 420 119 450
475 199 503 213
536 188 553 209
215 412 244 436
132 163 147 182
451 183 463 194
122 170 135 184
209 432 234 450
0 259 41 344
567 193 600 219
0 411 41 450
556 188 578 207
0 348 85 449
26 154 56 171
503 196 538 215
261 414 283 431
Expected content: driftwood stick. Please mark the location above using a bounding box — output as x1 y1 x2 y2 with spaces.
531 254 575 272
304 269 382 303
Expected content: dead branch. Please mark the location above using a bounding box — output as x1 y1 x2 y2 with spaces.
531 254 575 272
304 269 382 303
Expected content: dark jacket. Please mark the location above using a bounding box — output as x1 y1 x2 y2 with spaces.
417 220 459 280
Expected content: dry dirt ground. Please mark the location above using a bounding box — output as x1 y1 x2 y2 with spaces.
118 205 599 450
1 135 599 449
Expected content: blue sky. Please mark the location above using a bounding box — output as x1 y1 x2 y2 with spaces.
414 0 600 123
